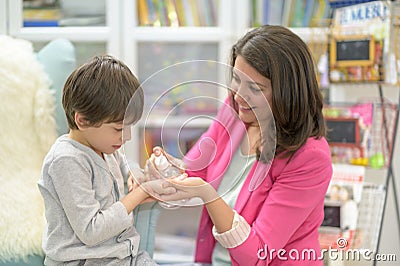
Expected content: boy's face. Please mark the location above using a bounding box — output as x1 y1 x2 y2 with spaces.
79 121 126 156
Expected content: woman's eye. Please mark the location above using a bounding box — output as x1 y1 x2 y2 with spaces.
115 128 123 132
250 86 262 92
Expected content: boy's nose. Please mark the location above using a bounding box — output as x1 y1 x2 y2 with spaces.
123 126 131 142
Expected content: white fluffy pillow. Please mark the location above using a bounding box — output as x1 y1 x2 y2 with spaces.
0 35 57 261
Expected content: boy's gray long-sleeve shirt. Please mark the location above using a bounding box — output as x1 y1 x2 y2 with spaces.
37 135 140 265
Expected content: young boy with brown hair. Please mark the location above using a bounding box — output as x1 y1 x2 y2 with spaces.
38 55 171 265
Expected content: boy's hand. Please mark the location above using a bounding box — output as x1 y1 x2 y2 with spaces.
128 167 147 192
140 178 182 198
127 173 135 192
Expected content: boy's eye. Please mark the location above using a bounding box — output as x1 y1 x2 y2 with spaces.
114 128 123 132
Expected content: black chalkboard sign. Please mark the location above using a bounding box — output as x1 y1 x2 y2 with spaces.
322 203 341 228
326 118 360 145
330 35 375 67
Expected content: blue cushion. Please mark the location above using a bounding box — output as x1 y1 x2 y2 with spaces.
133 202 161 257
37 38 76 135
0 254 44 266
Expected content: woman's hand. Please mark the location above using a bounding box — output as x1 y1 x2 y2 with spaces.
127 168 180 202
160 176 219 204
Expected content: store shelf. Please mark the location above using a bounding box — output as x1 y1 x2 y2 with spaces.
0 0 7 34
323 3 400 263
132 26 228 42
290 27 330 43
140 115 212 128
7 0 121 57
7 26 110 41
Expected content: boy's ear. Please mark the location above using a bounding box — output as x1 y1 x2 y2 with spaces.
74 112 89 129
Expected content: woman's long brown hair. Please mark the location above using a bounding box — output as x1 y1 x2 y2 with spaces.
229 25 326 161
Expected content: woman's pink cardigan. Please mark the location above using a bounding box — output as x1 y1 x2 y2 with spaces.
183 99 332 265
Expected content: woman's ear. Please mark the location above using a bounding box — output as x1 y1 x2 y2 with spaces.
74 112 89 130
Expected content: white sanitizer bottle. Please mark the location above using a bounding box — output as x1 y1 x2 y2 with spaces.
154 152 182 178
153 149 186 209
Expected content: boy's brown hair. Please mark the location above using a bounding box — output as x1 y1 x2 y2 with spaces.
62 55 143 129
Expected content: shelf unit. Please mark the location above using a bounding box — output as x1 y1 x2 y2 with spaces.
0 0 7 34
326 84 400 247
7 0 122 65
325 82 400 266
374 84 400 266
121 0 238 167
324 2 400 264
122 0 235 70
123 1 331 167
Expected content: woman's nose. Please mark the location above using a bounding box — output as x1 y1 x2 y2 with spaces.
235 85 251 102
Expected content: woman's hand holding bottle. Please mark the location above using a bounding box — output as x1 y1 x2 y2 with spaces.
128 146 218 207
143 146 189 209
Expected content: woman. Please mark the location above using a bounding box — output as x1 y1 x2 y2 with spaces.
150 25 332 265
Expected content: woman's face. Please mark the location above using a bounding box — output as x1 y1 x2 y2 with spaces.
231 56 273 126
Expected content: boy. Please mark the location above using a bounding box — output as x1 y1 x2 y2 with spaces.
38 55 170 265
